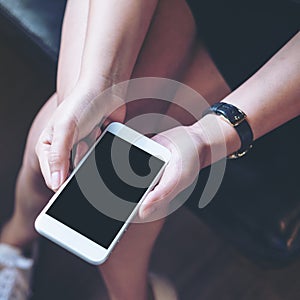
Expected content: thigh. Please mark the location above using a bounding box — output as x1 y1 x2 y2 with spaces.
127 0 230 125
120 0 198 120
132 0 196 79
165 42 231 126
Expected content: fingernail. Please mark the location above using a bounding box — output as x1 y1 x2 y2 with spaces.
51 171 61 190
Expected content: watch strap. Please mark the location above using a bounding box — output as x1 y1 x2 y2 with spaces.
203 102 253 159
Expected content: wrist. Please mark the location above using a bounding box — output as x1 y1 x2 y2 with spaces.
189 114 241 167
68 79 126 119
203 102 254 159
75 76 116 99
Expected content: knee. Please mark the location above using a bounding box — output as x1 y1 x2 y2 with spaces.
22 139 42 181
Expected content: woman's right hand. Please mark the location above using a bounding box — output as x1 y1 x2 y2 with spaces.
35 84 125 191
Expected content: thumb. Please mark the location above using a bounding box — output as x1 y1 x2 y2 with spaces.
139 166 179 219
48 120 77 190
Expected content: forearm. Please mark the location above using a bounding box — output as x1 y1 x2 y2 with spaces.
191 32 300 167
223 32 300 140
78 0 159 90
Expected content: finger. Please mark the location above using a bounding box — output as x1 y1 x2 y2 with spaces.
95 126 102 139
87 126 102 144
36 141 52 189
139 162 180 219
139 183 176 219
74 141 89 167
102 118 111 129
72 126 101 167
48 120 77 191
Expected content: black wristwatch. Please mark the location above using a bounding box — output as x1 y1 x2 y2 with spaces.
203 102 254 159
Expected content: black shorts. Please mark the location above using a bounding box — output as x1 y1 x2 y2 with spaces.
186 0 300 89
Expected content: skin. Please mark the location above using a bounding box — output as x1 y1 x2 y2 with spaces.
0 0 299 299
0 1 200 299
141 33 300 216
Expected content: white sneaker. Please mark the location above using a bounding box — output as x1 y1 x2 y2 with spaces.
0 244 33 300
149 273 179 300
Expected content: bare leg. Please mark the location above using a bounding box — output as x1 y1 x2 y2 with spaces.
98 0 196 299
0 0 89 248
1 1 230 300
99 2 230 300
0 95 57 248
165 42 231 126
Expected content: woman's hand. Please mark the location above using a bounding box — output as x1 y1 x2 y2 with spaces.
139 28 300 220
138 112 241 220
139 125 208 219
35 84 125 191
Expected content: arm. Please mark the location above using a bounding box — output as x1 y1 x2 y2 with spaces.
192 31 300 167
62 0 159 98
36 0 159 190
140 32 300 218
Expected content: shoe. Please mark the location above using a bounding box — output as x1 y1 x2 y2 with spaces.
0 244 33 300
149 273 178 300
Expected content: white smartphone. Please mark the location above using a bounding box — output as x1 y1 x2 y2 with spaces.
35 122 170 265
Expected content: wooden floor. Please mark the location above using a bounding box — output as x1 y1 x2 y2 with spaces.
1 38 300 300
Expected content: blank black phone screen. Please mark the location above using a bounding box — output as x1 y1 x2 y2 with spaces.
46 131 164 249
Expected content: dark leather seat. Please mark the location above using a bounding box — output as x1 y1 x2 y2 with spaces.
1 0 299 264
0 0 66 74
